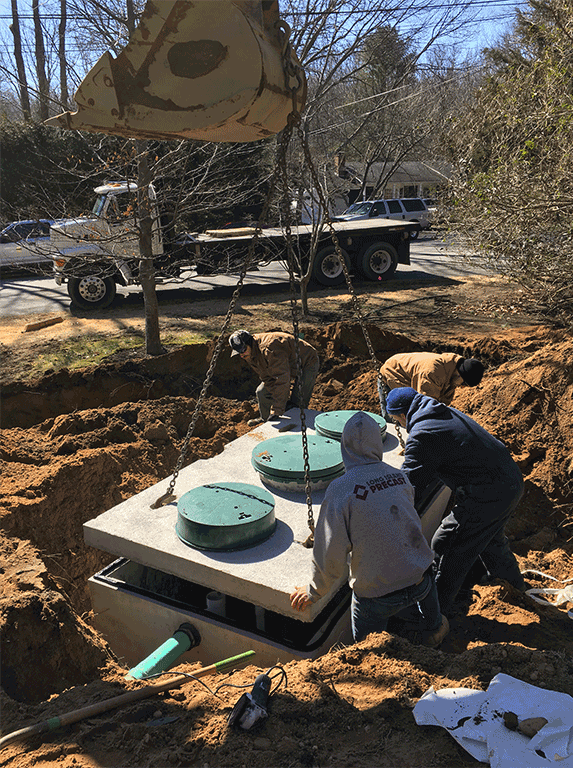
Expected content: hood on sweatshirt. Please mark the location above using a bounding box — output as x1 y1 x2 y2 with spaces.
406 392 452 429
341 411 383 469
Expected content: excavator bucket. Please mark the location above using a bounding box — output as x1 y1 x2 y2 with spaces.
45 0 306 143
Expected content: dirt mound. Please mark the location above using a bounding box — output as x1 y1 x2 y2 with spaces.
1 322 572 768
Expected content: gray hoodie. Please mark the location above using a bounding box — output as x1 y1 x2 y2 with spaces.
308 412 434 601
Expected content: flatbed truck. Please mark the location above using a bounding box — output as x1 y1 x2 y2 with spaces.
51 182 417 309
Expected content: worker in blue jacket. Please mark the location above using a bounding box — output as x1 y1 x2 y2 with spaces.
385 387 525 615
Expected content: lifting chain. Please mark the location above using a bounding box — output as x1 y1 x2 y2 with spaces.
151 117 299 509
277 111 315 546
295 124 406 451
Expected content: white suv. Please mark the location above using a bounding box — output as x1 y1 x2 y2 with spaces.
333 198 431 238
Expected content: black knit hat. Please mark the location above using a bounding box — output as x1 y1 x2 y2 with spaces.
229 330 254 356
457 358 484 386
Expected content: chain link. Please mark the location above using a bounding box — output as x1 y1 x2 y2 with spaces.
277 118 315 544
295 124 406 450
297 125 378 367
152 120 297 509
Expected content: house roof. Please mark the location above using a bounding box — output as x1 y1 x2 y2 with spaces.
339 160 453 186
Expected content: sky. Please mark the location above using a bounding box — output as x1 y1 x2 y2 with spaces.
0 0 530 95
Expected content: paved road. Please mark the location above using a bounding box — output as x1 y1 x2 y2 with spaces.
0 234 489 320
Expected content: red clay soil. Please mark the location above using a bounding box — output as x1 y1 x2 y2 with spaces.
1 321 572 768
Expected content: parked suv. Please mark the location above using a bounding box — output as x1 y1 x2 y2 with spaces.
333 198 430 238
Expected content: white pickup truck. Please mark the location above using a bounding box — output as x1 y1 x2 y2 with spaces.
51 181 419 309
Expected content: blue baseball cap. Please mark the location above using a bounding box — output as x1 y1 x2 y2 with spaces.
386 387 418 415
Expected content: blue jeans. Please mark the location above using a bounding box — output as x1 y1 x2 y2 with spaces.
432 473 525 614
351 569 441 642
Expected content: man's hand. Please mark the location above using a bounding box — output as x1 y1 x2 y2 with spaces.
290 586 312 612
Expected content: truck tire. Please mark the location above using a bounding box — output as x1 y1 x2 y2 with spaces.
360 242 398 281
67 275 117 309
312 246 350 286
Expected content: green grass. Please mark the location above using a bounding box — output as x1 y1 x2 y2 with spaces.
28 330 215 378
161 331 216 346
29 333 145 376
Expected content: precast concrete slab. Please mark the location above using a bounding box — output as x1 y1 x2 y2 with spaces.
84 409 435 623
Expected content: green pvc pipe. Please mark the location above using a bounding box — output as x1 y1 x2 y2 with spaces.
126 623 201 680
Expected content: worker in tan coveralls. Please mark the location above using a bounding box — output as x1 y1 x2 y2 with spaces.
378 352 484 415
229 330 320 426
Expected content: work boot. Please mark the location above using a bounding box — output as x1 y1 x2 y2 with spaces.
422 615 450 648
247 417 264 427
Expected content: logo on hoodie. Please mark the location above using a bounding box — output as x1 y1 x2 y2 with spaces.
353 484 369 500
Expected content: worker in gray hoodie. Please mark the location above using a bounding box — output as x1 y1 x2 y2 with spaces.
290 411 449 647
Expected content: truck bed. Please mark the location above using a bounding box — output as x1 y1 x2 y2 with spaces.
194 217 417 244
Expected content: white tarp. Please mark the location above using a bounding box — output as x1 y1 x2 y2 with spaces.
413 673 573 767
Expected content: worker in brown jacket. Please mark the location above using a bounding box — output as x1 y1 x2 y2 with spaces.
379 352 484 413
229 330 320 426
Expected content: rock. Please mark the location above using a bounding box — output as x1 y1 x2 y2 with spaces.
143 420 170 442
323 379 344 396
277 736 298 754
518 717 548 738
503 711 518 730
253 737 272 750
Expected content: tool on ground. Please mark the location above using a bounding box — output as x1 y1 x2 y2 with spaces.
227 672 272 730
0 650 255 749
227 665 287 730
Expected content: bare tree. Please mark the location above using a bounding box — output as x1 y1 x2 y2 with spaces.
58 0 69 109
32 0 50 122
277 0 476 314
136 140 164 355
9 0 31 120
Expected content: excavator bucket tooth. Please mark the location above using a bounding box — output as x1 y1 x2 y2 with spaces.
45 0 306 143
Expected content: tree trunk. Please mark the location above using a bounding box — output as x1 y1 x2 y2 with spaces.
136 140 164 356
58 0 69 108
32 0 49 121
10 0 31 120
300 274 310 315
125 1 163 356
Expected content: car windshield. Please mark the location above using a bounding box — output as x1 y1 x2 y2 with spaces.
343 202 372 216
92 194 107 217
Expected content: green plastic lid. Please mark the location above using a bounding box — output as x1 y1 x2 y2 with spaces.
176 482 276 551
315 410 387 442
252 434 344 488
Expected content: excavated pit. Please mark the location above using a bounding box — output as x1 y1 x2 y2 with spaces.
1 322 572 768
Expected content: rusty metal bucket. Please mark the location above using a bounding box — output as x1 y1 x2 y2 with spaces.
46 0 306 142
